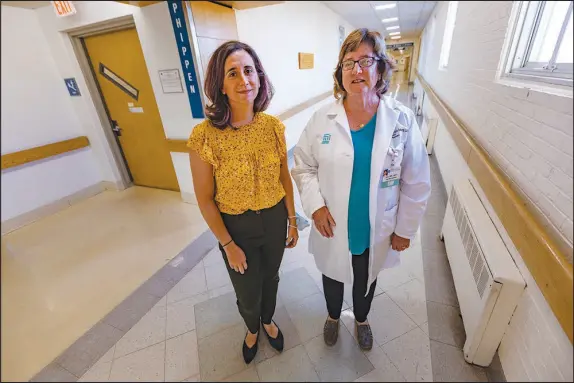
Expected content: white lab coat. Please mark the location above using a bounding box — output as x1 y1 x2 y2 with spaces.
291 96 431 289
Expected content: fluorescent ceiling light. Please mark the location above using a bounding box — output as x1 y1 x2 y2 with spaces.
391 36 401 40
386 26 400 30
389 31 401 35
375 3 396 10
382 17 398 23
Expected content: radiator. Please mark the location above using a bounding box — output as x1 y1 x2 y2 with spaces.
441 179 526 366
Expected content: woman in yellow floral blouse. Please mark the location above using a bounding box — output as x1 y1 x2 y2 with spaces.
188 41 298 364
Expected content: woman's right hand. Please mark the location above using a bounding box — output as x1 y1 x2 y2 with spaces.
312 206 336 238
224 242 248 274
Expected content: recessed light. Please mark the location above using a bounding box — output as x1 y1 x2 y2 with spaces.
391 36 401 40
389 31 401 35
375 3 397 10
382 17 398 23
386 26 400 30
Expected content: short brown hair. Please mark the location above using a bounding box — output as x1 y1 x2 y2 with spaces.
203 41 274 129
333 28 396 100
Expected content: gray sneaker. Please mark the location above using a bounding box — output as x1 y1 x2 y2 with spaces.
356 321 373 350
323 317 339 346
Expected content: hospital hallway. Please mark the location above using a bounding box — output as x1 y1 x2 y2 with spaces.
2 1 572 382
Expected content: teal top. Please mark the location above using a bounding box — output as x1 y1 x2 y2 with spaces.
348 113 377 255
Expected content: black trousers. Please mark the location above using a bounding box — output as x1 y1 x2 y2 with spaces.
219 199 287 334
322 248 377 323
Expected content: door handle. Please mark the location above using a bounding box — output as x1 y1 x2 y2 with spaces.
111 120 122 136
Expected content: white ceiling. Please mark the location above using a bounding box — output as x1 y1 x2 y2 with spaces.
323 1 436 39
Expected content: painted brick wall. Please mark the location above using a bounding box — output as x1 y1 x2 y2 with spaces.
416 1 573 381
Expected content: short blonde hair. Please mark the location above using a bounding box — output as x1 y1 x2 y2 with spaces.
333 28 396 100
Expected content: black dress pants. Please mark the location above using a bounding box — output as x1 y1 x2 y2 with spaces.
322 248 377 323
219 199 287 334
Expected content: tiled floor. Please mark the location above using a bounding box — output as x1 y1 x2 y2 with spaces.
75 225 434 382
1 187 208 382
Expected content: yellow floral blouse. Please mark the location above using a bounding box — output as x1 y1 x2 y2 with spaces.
187 112 287 215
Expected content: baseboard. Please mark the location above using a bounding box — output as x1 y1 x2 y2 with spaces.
1 181 116 235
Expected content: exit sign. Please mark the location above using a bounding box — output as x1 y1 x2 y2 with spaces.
51 1 77 17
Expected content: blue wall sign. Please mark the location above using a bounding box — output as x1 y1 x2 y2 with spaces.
167 0 204 119
64 78 81 96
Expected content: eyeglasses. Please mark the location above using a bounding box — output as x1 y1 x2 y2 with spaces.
340 57 379 71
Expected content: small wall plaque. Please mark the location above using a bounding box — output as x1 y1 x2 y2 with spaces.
298 53 314 70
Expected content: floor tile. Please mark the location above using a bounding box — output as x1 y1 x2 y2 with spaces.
284 293 328 343
356 346 405 382
208 283 235 299
181 374 200 381
78 346 115 382
101 289 162 333
376 266 415 293
254 306 302 364
194 292 243 340
109 342 165 382
30 363 77 382
382 327 432 382
423 256 459 308
78 360 112 382
167 295 204 339
420 322 429 336
430 340 488 382
387 278 428 326
165 330 200 382
368 294 418 346
197 323 247 381
222 366 260 382
55 321 124 378
139 265 188 299
201 247 225 268
278 267 321 304
304 326 374 382
205 262 232 291
114 299 167 358
167 263 208 305
256 345 320 382
427 301 466 348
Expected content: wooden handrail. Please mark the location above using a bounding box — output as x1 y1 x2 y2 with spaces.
1 136 91 170
416 70 573 343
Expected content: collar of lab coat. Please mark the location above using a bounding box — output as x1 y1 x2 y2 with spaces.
326 95 401 145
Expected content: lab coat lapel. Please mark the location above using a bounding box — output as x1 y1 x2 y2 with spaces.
326 99 352 144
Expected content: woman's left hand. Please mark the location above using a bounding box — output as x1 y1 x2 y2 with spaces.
286 226 299 248
391 233 410 252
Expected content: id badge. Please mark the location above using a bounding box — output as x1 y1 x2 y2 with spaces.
380 167 401 188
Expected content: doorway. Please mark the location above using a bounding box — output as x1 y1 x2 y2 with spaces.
80 26 180 192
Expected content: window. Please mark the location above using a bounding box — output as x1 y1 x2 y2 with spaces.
505 1 573 87
439 1 459 69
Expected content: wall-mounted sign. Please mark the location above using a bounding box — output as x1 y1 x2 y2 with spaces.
298 53 314 70
64 78 81 96
99 63 139 101
159 69 184 94
387 42 414 50
167 0 204 119
51 1 76 17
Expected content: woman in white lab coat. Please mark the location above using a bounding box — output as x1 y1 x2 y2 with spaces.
291 28 431 350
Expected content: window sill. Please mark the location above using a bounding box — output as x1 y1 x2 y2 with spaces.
496 74 573 99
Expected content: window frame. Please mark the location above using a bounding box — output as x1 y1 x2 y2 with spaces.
504 1 573 87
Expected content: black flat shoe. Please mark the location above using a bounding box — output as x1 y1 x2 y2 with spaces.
242 331 259 364
261 320 284 352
